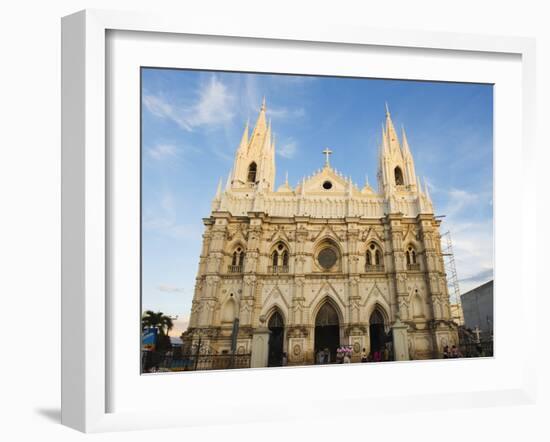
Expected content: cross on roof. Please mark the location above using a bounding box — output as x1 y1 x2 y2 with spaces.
322 147 333 166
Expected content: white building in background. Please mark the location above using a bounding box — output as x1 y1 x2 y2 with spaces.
182 100 459 366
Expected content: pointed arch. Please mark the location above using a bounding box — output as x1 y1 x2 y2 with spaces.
221 298 237 323
269 240 291 273
365 240 384 271
247 162 257 183
262 286 290 318
367 302 390 325
311 294 345 326
405 243 418 270
308 281 346 316
394 166 404 185
228 242 246 273
267 307 285 328
411 293 425 318
262 299 288 326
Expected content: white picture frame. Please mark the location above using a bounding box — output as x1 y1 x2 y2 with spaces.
61 9 537 433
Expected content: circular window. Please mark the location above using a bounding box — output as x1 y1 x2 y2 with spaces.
318 247 337 269
322 181 333 190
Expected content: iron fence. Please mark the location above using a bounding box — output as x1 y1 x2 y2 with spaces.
142 350 251 373
458 340 493 358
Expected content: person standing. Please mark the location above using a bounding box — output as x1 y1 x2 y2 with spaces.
317 349 324 364
361 348 368 363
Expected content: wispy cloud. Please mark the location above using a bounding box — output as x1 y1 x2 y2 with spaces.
147 144 179 161
277 138 298 159
442 218 493 294
240 75 306 122
445 188 480 217
143 76 235 131
431 182 493 294
268 107 306 119
143 192 202 240
157 284 186 293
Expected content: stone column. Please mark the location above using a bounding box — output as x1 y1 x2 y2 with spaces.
251 315 271 368
392 318 409 361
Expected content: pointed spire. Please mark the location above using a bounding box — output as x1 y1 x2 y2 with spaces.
384 103 399 147
239 120 249 150
365 174 370 187
417 176 422 192
285 171 289 186
250 98 268 144
215 177 223 199
380 124 389 155
225 173 232 191
401 125 411 155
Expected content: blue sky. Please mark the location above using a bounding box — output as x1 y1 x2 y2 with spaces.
141 68 493 336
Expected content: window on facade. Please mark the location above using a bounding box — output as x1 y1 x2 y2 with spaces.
230 247 245 272
406 245 418 270
365 242 383 270
247 162 257 183
394 166 404 185
375 249 382 265
406 246 416 264
270 242 289 272
318 247 338 270
282 251 289 267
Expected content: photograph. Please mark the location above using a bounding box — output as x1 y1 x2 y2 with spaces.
140 68 494 373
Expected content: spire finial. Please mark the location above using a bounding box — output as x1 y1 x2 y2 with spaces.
322 147 333 167
385 102 390 116
285 171 289 185
261 96 266 111
365 174 370 187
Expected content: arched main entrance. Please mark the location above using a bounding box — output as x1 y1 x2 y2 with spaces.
314 302 340 363
267 311 284 367
369 309 388 356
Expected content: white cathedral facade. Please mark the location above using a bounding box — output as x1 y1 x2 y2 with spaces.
182 100 459 367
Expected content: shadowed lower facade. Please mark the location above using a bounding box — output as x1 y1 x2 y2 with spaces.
182 100 459 367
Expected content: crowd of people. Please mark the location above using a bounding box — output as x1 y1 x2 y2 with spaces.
316 345 394 364
442 345 462 358
360 345 392 363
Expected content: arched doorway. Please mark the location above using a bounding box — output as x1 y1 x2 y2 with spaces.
369 309 388 356
314 302 340 363
267 311 284 367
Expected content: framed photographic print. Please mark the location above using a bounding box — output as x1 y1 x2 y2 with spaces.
61 9 537 433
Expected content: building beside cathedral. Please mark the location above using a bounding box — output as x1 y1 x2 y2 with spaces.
182 99 459 367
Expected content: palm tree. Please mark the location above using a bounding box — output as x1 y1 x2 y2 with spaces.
142 310 174 336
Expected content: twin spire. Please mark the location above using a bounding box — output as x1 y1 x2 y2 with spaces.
216 101 431 207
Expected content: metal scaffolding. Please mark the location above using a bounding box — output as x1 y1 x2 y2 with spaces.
442 231 463 324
